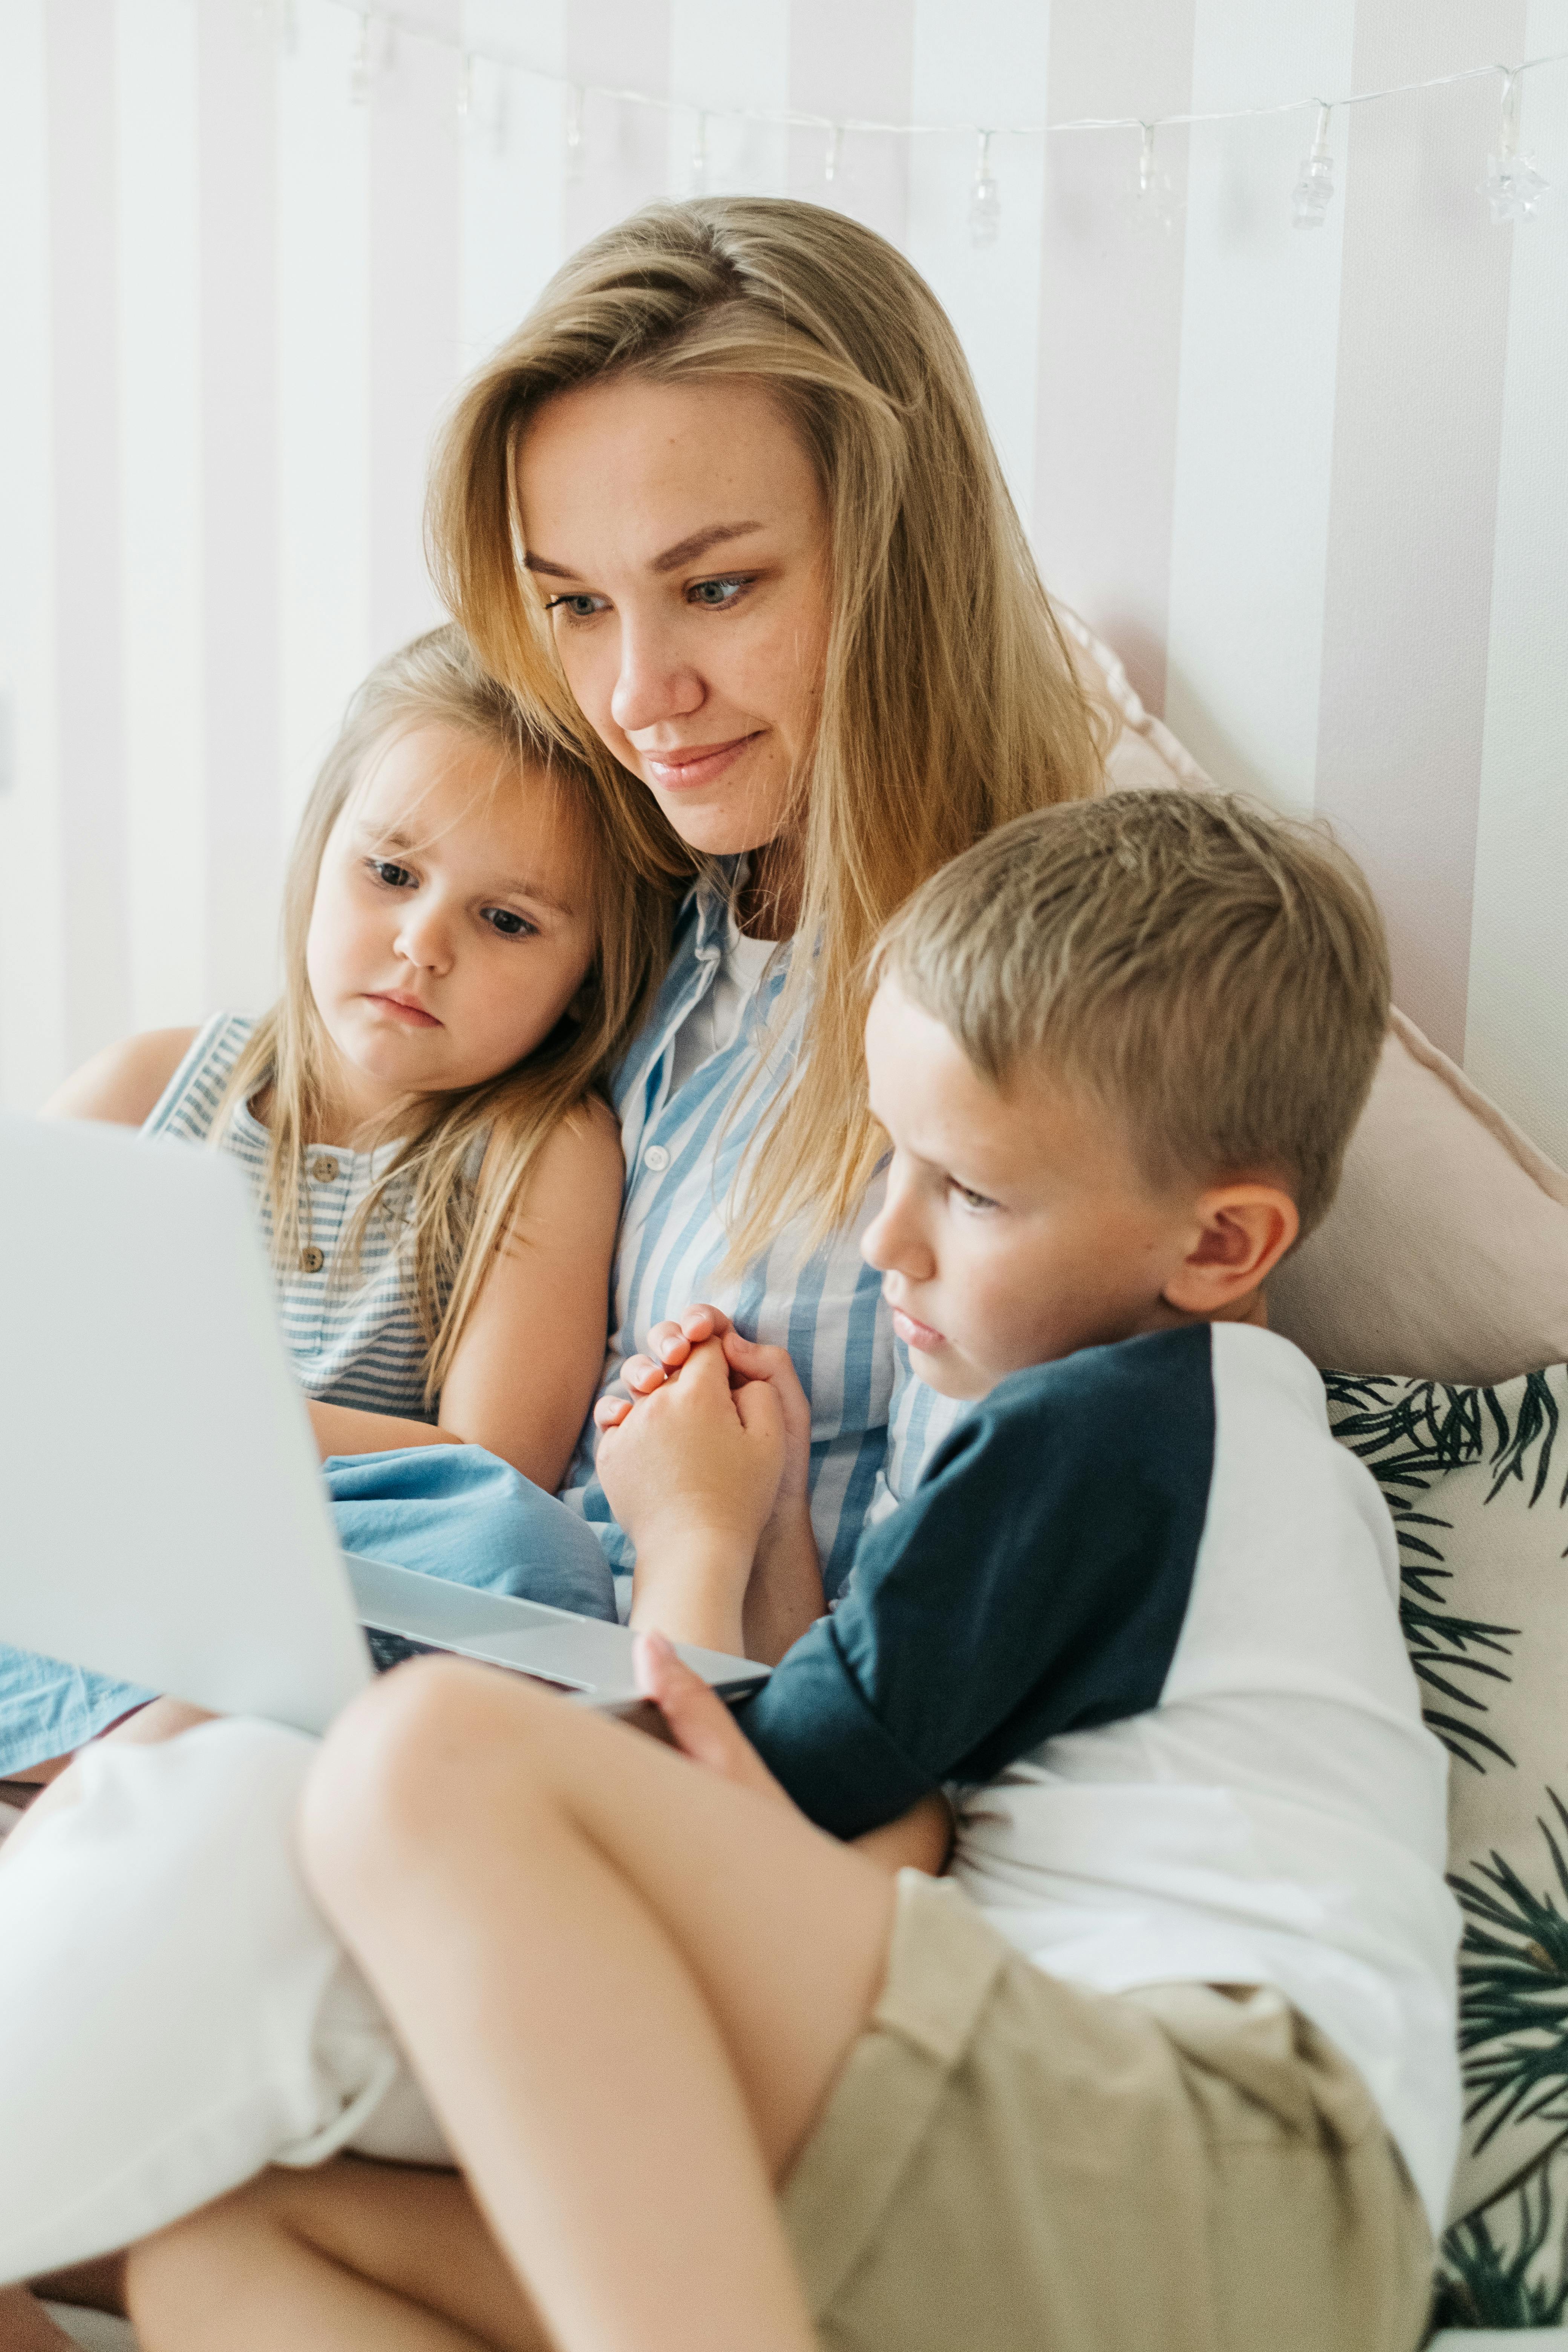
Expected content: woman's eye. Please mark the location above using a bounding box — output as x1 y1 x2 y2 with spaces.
483 908 537 940
369 859 414 890
544 593 608 622
688 576 749 611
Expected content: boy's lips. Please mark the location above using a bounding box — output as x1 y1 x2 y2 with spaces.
641 733 761 791
890 1304 946 1352
365 992 442 1029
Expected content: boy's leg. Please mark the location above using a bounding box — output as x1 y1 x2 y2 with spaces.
297 1657 900 2352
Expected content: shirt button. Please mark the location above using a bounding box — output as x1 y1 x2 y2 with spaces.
300 1246 325 1274
311 1156 339 1184
644 1145 671 1174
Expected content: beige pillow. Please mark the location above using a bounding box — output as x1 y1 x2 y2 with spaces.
1058 607 1568 1387
1324 1364 1568 2332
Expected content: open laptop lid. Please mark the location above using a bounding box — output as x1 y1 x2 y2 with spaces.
0 1115 372 1734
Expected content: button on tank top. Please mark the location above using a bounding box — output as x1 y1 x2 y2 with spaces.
143 1013 439 1422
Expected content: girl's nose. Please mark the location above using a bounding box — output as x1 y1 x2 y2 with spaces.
610 613 704 739
393 899 455 975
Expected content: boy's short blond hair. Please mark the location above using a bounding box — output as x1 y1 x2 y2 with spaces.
877 789 1389 1240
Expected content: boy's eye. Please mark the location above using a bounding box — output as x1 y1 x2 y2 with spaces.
369 859 415 890
543 592 609 622
951 1180 998 1212
483 908 537 940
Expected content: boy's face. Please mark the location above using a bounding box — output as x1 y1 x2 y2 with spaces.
861 978 1204 1402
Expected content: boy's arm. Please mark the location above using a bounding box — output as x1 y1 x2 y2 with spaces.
596 1340 786 1656
735 1336 1214 1839
597 1322 825 1662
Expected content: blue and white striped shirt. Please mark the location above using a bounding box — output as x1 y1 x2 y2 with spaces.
562 869 956 1596
144 1015 438 1422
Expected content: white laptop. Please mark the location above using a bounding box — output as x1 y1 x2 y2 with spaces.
0 1114 768 1737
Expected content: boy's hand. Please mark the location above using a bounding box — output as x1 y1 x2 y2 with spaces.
597 1339 786 1652
601 1308 813 1510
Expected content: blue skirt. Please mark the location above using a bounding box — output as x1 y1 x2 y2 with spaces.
0 1446 617 1779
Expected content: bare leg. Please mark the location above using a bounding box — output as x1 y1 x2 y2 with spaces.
295 1657 897 2352
129 2164 546 2352
0 2289 80 2351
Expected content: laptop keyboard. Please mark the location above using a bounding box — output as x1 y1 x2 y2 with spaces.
363 1625 444 1675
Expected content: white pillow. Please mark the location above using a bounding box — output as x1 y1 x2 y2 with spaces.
1059 606 1568 1387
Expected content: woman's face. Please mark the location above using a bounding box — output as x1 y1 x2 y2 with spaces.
516 376 830 864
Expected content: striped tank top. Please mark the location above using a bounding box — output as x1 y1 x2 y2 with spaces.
144 1014 439 1422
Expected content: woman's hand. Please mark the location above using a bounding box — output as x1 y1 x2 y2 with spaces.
598 1339 786 1655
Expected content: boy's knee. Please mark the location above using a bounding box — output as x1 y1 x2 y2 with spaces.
302 1658 555 1911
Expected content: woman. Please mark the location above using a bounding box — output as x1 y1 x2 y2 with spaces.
0 194 1109 2345
433 191 1107 1609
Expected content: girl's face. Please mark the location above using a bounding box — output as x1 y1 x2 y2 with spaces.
305 724 598 1129
516 376 831 867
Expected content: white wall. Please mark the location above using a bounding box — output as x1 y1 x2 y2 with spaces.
3 0 1566 1156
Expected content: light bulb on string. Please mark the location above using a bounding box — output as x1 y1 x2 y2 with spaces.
824 125 843 187
1292 102 1335 228
691 110 710 197
1483 67 1548 224
349 11 375 105
969 130 1001 247
1126 120 1179 233
564 85 585 181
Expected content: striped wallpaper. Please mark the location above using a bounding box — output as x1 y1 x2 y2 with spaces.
2 0 1565 1163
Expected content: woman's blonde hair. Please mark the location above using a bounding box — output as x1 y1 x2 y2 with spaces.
428 196 1110 1264
218 625 672 1403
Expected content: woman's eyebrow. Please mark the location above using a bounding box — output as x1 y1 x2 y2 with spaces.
522 520 763 580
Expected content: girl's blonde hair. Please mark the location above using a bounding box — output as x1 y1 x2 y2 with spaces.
428 196 1110 1265
218 625 671 1402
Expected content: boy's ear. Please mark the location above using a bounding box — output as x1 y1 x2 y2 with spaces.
1161 1183 1300 1319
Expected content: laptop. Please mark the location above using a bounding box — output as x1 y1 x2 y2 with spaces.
0 1113 768 1739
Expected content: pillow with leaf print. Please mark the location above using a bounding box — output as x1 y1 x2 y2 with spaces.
1325 1364 1568 2337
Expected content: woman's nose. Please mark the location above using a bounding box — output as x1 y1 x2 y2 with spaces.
610 613 704 739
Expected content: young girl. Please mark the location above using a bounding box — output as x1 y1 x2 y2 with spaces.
0 625 673 1783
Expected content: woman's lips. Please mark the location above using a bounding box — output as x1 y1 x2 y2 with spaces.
890 1305 946 1352
366 993 442 1029
641 733 761 791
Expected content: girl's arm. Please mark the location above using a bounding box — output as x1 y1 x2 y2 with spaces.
40 1030 197 1125
428 1098 624 1492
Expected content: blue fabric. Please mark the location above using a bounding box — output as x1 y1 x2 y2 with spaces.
0 1444 616 1778
325 1444 618 1620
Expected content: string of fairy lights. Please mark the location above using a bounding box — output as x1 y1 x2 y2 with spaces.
259 3 1563 240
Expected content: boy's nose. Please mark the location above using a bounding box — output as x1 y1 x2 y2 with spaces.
861 1186 935 1283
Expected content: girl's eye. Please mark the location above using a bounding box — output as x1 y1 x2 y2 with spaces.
369 859 415 890
544 593 609 623
688 575 750 611
483 908 538 940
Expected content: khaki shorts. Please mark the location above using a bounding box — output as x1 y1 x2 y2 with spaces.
781 1872 1433 2352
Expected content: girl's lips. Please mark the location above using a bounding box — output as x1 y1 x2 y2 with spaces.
366 993 442 1029
642 733 761 791
890 1305 946 1353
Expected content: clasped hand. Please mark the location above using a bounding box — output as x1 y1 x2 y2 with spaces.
594 1306 820 1659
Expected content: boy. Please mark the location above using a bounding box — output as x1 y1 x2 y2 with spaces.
11 793 1457 2352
